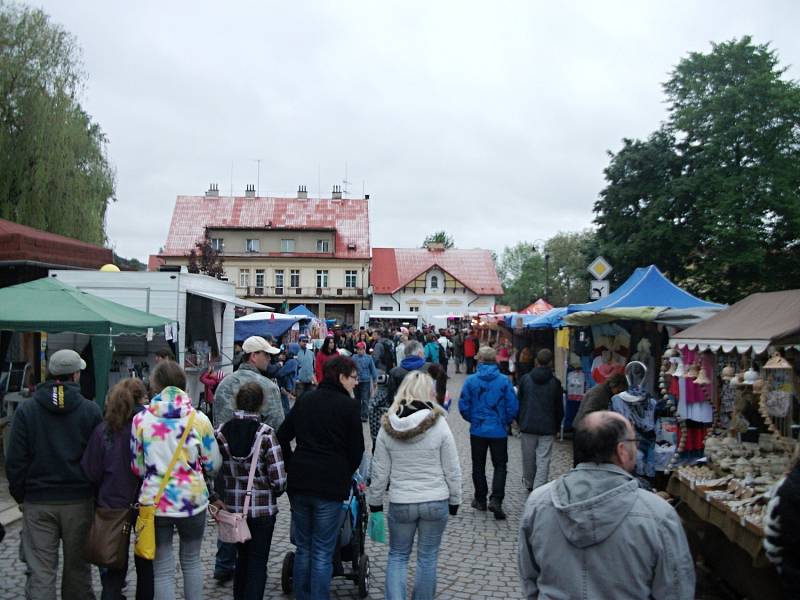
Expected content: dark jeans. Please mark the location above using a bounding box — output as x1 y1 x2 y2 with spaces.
215 539 237 577
289 494 346 600
355 382 371 420
470 435 508 503
465 357 476 374
100 555 154 600
234 515 276 600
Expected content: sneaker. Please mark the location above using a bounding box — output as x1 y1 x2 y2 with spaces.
471 498 487 511
214 572 234 585
488 500 506 520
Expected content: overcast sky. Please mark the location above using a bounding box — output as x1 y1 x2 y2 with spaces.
34 1 800 262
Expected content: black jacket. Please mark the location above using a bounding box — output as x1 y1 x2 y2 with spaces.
517 367 564 436
573 382 614 427
6 380 102 504
276 380 364 501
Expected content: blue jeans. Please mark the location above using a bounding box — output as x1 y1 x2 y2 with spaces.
290 494 346 600
355 382 372 420
234 515 276 600
215 539 237 577
386 500 449 600
154 512 205 600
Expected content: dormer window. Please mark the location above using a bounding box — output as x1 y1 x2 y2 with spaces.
430 275 439 289
316 239 330 252
281 239 295 253
245 239 260 253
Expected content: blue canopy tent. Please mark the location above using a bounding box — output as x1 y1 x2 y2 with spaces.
565 265 725 326
235 312 307 340
289 305 317 318
504 307 568 330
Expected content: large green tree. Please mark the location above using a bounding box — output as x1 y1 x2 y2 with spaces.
545 230 596 306
497 242 545 309
0 2 114 245
594 37 800 302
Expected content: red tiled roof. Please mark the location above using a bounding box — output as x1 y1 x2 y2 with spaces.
147 255 165 271
162 196 371 259
371 248 503 295
0 218 112 269
520 299 553 315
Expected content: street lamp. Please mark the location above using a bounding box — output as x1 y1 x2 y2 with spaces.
532 240 550 302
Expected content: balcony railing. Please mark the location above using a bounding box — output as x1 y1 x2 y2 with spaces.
236 286 366 298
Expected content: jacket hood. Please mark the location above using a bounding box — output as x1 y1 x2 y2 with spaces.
400 356 425 371
33 381 86 413
147 386 194 419
529 367 554 385
476 362 501 381
550 463 639 548
383 400 444 440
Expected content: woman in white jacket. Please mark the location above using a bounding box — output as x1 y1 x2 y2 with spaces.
367 370 462 600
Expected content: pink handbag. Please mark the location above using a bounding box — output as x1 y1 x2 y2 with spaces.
209 431 265 544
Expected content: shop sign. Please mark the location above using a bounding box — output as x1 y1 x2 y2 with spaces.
590 279 610 300
587 256 613 280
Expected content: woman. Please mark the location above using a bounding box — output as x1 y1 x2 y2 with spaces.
277 356 365 600
199 360 224 417
367 371 462 600
211 382 287 600
314 336 338 383
82 379 153 600
515 347 534 384
131 360 221 600
423 334 440 364
395 335 408 367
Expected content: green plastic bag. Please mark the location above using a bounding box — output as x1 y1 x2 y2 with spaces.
368 511 387 543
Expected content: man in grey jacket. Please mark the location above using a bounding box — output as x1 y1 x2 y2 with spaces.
518 411 695 600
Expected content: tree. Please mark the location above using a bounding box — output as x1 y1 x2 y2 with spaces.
594 37 800 302
497 242 545 310
545 230 596 306
0 3 115 245
422 230 455 249
187 233 224 279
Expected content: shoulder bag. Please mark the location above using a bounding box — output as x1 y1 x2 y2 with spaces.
209 428 265 544
84 505 133 570
134 411 196 560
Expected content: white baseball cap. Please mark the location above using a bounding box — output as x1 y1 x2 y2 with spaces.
242 336 280 355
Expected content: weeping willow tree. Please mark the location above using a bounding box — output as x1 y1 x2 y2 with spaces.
0 1 115 245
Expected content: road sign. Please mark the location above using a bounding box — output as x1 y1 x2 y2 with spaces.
590 279 610 300
587 256 613 280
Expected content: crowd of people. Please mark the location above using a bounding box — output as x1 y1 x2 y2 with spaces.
5 324 798 600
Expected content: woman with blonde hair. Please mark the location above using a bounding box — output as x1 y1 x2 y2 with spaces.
367 370 461 600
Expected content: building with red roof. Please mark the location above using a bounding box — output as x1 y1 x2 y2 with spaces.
160 185 371 324
371 246 502 327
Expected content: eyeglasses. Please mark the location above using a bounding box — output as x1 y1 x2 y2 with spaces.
347 374 358 380
623 437 641 446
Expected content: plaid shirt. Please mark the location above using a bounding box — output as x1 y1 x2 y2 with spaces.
214 415 287 518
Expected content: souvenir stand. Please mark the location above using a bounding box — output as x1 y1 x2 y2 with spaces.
663 290 800 600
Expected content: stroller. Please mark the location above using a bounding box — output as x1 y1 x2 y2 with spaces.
281 473 371 597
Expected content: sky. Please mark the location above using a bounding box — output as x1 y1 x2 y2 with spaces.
33 0 800 262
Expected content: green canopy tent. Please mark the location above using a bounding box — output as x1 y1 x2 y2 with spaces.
0 278 173 405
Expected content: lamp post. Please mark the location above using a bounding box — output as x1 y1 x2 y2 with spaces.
532 240 550 302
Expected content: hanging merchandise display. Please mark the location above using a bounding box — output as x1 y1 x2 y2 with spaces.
611 361 658 478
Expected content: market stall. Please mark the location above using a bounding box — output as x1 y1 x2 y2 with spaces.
665 289 800 599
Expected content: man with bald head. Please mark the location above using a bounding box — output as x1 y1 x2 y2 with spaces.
518 411 695 599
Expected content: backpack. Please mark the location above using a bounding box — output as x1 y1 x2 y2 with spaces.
381 339 395 370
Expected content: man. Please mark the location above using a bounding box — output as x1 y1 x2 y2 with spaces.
295 334 316 398
6 349 102 600
371 330 395 373
211 335 285 583
385 340 428 405
451 329 465 374
408 324 425 343
572 372 627 466
517 349 564 492
463 330 479 374
352 341 377 422
519 411 695 599
437 330 451 372
459 346 518 520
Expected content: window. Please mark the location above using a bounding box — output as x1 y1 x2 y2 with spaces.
409 306 420 312
380 306 394 312
316 239 330 252
255 269 265 288
290 269 300 288
345 270 357 288
239 269 250 288
430 275 439 289
210 238 223 252
245 238 260 253
275 269 284 290
281 239 295 252
316 270 328 288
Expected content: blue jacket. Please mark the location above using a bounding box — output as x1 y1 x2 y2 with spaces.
459 363 519 439
353 353 378 383
424 342 440 364
296 347 315 383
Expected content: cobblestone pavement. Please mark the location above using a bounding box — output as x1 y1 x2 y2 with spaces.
0 372 574 600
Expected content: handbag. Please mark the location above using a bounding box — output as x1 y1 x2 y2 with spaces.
134 411 196 560
84 506 133 570
210 429 265 544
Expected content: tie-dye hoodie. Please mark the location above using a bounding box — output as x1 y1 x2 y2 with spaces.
131 386 221 518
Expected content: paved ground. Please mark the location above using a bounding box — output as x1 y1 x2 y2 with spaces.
1 371 572 599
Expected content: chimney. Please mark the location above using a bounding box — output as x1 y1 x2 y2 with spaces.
364 194 370 200
297 185 308 199
205 183 219 197
426 242 446 252
245 184 256 198
332 184 342 200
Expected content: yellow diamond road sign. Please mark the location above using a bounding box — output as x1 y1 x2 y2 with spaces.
587 257 613 280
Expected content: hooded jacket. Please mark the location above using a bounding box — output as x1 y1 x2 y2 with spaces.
367 401 461 507
518 463 695 600
6 380 102 504
212 363 284 429
131 386 221 518
386 356 428 404
517 367 564 436
458 363 519 439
